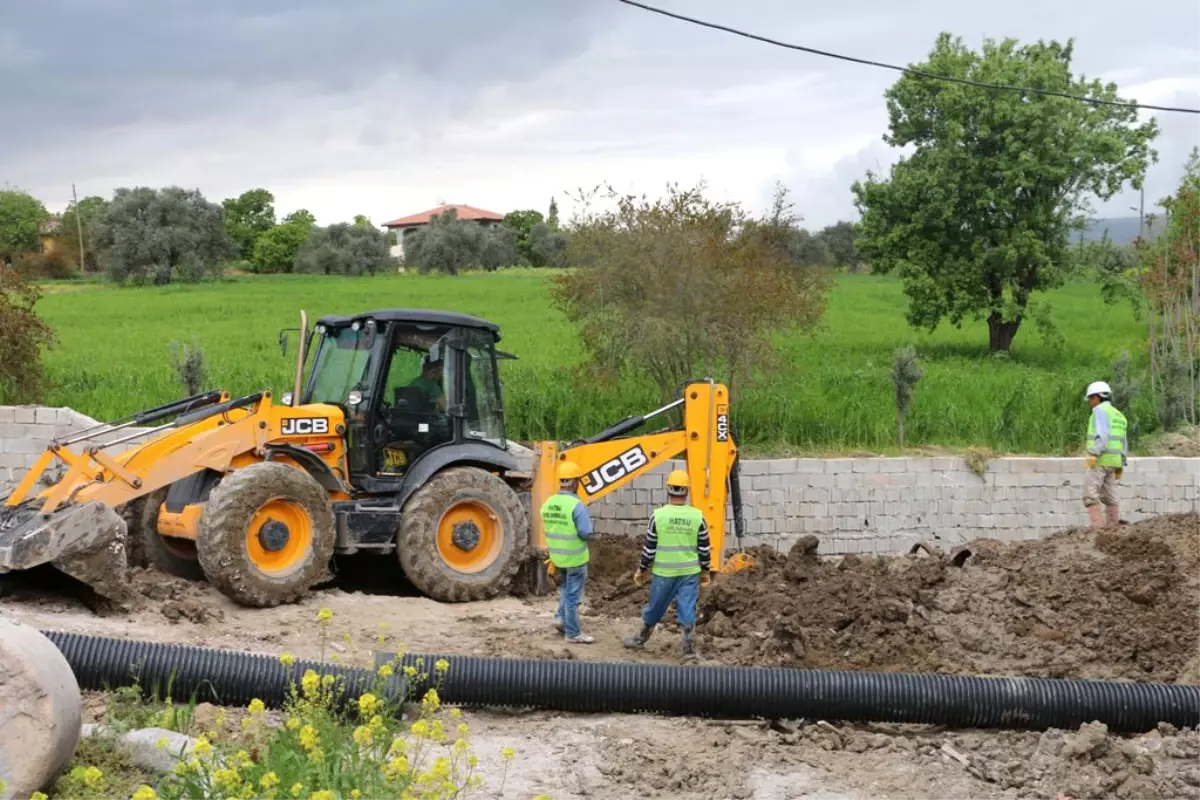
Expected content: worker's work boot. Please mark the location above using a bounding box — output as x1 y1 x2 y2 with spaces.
622 624 655 649
1106 504 1120 527
1087 505 1105 529
680 626 697 661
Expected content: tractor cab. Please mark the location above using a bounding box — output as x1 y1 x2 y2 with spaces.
286 309 513 491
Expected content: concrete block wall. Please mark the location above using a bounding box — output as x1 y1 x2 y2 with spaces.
3 405 1197 555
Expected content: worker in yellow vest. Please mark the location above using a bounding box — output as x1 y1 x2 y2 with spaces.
539 460 595 644
1083 380 1128 528
623 469 714 660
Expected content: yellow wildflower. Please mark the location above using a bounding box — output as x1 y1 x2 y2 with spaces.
321 674 335 689
30 793 48 800
248 698 266 715
453 738 469 754
301 669 320 696
213 768 240 790
131 785 158 800
286 716 301 730
384 754 411 779
290 783 305 798
260 772 281 789
468 775 485 788
79 766 103 788
431 720 445 741
299 724 319 751
192 736 213 756
310 791 335 800
234 750 253 768
467 754 479 767
316 607 334 623
378 663 394 679
156 736 169 749
501 746 516 761
215 708 227 728
422 688 440 709
410 720 429 737
369 714 385 732
431 756 451 779
449 707 462 719
435 658 450 673
308 748 325 764
388 737 408 756
403 665 418 678
457 722 469 735
357 692 381 717
350 790 362 799
533 795 552 800
241 717 254 732
205 729 219 741
353 725 373 746
280 652 295 667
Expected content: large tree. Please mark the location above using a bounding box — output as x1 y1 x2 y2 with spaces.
222 189 276 259
404 208 518 274
0 189 49 260
93 187 237 284
251 209 316 273
501 209 544 265
554 184 832 399
852 34 1158 351
817 221 863 271
293 222 392 276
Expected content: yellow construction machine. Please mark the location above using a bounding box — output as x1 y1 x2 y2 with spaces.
0 309 749 609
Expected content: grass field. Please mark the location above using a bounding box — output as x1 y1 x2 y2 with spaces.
31 271 1150 455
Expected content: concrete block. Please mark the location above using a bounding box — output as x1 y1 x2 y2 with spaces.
751 475 772 491
13 407 36 425
0 407 13 424
1167 470 1193 486
834 474 858 490
851 459 880 474
878 459 907 473
740 460 769 476
825 459 854 474
767 458 797 475
33 407 58 425
865 473 891 488
929 457 960 472
793 459 826 474
906 459 932 473
4 438 47 454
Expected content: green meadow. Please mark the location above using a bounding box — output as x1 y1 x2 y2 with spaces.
33 271 1147 455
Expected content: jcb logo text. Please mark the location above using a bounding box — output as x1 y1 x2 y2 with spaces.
583 446 649 495
281 417 330 436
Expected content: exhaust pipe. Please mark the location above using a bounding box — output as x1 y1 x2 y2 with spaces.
42 630 1200 733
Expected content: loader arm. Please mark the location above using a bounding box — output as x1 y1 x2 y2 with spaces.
529 381 749 572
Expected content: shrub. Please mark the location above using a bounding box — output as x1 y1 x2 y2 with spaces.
0 265 56 403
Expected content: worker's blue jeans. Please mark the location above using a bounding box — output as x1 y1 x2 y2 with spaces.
554 565 587 639
642 573 700 628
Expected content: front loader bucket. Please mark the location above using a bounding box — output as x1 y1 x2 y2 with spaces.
0 501 134 609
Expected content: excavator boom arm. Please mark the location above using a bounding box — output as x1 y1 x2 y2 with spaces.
530 382 744 570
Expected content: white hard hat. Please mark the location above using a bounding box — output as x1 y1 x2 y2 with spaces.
1085 381 1112 399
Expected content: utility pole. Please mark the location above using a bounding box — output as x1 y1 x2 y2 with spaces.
72 183 86 272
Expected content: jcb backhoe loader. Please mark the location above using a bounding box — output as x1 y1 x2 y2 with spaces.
0 308 748 609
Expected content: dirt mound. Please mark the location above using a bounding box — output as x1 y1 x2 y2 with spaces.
587 514 1200 682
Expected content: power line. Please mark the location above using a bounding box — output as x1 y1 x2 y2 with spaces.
616 0 1200 115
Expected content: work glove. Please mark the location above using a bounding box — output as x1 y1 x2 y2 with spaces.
543 557 557 577
1115 468 1124 481
1085 455 1097 469
700 571 715 588
632 569 647 587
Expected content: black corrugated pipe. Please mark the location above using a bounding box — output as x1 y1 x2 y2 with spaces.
43 630 1199 733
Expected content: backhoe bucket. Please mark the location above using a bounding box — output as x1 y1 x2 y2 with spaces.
0 501 133 608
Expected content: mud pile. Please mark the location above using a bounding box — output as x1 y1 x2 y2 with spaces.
587 513 1200 683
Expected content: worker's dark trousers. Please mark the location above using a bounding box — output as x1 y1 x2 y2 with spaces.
642 573 700 628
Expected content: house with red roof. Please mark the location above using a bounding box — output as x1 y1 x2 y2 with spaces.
382 204 504 259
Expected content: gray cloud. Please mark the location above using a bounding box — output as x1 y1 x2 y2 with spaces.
3 0 1197 229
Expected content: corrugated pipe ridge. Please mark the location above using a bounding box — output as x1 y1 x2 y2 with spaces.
42 630 1199 733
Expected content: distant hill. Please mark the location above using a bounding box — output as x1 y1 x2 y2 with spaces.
1076 216 1161 245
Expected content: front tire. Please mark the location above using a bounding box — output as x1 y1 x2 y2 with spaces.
398 467 527 602
196 462 334 608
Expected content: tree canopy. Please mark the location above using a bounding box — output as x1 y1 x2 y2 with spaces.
294 222 392 276
852 33 1158 351
222 189 277 260
0 189 49 260
93 187 237 284
403 209 517 274
554 184 832 399
501 209 544 264
251 209 317 274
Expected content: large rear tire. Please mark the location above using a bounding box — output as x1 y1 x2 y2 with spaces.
398 467 527 602
196 462 334 608
139 488 205 581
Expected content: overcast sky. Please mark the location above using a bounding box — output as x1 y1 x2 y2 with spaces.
3 0 1198 229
